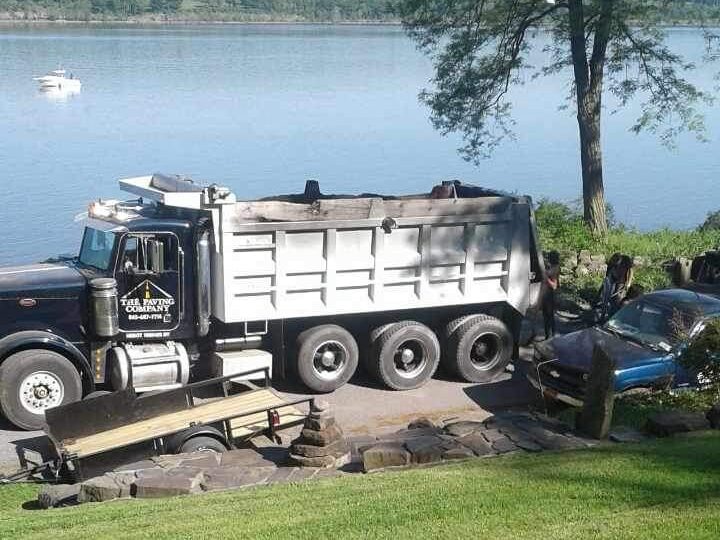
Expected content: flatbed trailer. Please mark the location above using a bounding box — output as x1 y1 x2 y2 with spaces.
39 368 310 481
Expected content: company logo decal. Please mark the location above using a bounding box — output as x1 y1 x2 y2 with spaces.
120 280 175 323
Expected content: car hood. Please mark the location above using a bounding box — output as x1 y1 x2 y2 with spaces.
547 327 668 372
0 263 86 299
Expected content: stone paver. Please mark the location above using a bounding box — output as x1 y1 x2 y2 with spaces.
456 434 493 456
362 442 411 471
134 469 204 498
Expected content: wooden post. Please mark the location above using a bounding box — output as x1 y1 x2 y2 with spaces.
576 345 616 439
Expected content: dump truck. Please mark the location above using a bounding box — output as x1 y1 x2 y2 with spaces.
0 174 544 430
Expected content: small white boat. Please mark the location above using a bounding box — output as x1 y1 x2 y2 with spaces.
33 69 82 90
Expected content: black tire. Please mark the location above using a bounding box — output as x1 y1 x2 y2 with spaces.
296 325 359 393
370 321 440 391
0 349 82 431
178 435 227 454
444 314 513 383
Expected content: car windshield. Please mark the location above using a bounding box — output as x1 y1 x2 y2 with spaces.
78 227 117 271
604 298 701 350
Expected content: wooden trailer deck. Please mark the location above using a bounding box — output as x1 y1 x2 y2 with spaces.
58 388 303 459
45 369 311 466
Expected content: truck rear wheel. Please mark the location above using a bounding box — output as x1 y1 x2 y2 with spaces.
370 321 440 390
0 349 82 431
444 315 512 383
296 325 359 393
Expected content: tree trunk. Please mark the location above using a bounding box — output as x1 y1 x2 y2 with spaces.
577 105 607 236
568 0 610 236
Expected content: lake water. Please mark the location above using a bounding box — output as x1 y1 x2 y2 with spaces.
1 24 718 265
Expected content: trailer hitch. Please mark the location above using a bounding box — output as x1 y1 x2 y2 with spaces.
0 460 60 485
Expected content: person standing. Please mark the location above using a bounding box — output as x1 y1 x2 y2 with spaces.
542 251 561 339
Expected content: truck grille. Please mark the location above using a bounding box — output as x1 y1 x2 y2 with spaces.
537 362 587 399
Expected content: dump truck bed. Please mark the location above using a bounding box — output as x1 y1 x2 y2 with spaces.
119 176 542 325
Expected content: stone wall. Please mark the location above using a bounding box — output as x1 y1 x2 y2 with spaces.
558 250 651 280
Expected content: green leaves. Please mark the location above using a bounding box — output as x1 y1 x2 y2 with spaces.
399 0 719 158
680 318 720 391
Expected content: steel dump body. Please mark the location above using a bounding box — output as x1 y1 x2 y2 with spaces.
121 176 539 325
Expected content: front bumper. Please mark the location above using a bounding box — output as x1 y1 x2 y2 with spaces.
526 371 584 407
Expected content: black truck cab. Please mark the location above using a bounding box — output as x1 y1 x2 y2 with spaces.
0 201 208 430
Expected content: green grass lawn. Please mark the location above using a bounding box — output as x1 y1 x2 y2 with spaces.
1 433 720 539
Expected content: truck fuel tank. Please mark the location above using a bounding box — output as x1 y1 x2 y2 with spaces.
109 341 189 393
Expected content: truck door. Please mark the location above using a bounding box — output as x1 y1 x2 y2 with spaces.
115 233 182 334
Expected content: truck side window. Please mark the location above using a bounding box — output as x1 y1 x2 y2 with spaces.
122 237 140 272
119 234 178 275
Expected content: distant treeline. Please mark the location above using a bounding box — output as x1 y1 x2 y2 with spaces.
1 0 719 23
0 0 399 21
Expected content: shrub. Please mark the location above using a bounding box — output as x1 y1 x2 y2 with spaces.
535 200 594 254
681 318 720 390
700 210 720 232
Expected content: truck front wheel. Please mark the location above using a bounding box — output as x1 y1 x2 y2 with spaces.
444 315 512 383
0 349 82 431
370 321 440 390
296 325 359 393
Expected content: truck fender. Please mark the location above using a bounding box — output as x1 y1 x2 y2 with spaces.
0 330 94 392
165 423 230 454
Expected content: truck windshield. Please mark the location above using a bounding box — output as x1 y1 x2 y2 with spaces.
78 227 117 271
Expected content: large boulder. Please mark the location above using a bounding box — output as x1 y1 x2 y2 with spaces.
37 484 81 509
78 475 126 503
646 411 711 437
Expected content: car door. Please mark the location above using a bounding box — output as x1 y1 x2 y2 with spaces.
114 232 182 335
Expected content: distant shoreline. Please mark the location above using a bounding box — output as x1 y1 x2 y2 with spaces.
0 18 712 29
0 18 401 26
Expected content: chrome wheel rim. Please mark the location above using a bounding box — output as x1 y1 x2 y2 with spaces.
470 333 502 371
393 340 427 379
312 341 349 381
19 371 65 414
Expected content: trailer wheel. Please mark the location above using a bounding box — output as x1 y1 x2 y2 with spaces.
0 349 82 431
444 315 513 383
179 435 227 454
370 321 440 391
296 325 359 393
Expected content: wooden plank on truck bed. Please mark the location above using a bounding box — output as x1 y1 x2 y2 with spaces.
59 389 293 459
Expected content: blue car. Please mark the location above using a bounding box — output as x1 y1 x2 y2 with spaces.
528 289 720 406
